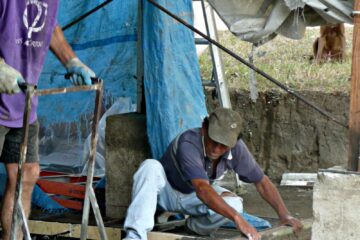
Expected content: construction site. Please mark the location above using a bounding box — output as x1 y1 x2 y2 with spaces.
0 0 359 239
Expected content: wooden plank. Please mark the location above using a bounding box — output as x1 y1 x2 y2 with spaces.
148 232 199 240
349 0 360 171
28 220 121 239
230 218 312 240
28 218 312 240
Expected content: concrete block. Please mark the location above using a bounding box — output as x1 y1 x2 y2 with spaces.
312 172 360 240
105 113 151 219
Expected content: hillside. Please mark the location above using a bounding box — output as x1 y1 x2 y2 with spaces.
199 27 353 93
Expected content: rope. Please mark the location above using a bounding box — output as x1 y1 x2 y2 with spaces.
62 0 114 31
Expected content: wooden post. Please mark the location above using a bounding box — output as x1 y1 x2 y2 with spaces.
349 0 360 171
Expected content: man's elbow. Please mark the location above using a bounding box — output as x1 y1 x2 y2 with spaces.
255 175 272 191
194 183 212 200
195 185 209 199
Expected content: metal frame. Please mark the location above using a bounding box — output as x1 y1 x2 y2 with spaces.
136 0 144 113
199 0 231 108
197 0 241 186
10 82 108 240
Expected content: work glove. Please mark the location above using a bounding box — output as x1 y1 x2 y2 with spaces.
0 58 24 94
65 57 95 86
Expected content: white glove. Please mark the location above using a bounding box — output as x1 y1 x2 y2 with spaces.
65 57 96 85
0 58 24 94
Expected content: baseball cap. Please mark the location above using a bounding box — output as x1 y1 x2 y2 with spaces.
208 108 242 148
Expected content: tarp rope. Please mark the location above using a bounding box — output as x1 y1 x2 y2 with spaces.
62 0 114 31
147 0 348 129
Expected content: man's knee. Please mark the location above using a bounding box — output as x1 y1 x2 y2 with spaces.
223 196 243 214
22 163 40 188
133 159 167 187
135 159 164 178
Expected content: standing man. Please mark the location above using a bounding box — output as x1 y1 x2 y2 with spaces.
124 108 303 240
0 1 95 239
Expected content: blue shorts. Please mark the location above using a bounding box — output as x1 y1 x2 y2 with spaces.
0 121 39 164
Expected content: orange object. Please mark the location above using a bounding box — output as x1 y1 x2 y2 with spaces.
37 171 100 210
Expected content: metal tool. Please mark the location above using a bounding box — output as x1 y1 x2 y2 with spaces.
10 78 108 240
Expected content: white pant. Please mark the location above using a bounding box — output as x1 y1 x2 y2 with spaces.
123 159 243 240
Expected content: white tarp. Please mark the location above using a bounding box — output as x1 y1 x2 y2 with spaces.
208 0 354 45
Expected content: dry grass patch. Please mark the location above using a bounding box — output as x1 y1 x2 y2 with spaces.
199 27 353 93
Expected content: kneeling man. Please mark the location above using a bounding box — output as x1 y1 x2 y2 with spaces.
123 108 302 240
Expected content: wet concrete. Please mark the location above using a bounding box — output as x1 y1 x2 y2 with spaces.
240 184 313 224
161 181 313 239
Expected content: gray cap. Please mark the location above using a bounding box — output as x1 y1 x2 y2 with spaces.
208 108 242 148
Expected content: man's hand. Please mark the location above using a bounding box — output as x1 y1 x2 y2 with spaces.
233 214 261 240
65 57 95 85
280 214 303 232
0 58 24 94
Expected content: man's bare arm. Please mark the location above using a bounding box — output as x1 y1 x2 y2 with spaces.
255 175 303 231
49 25 95 85
49 25 76 65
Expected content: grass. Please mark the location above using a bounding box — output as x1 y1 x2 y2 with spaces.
198 27 353 93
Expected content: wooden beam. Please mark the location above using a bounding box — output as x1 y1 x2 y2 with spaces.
349 0 360 171
28 220 121 239
28 218 312 240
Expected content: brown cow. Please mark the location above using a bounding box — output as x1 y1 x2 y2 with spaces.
313 23 346 63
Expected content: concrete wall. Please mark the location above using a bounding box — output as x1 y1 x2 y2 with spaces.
105 113 151 219
312 172 360 240
207 89 349 180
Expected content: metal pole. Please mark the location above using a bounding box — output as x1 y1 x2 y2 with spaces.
80 80 107 240
199 0 240 186
10 86 35 240
20 206 31 240
10 82 108 240
200 0 231 108
36 84 102 96
89 188 107 238
136 0 144 113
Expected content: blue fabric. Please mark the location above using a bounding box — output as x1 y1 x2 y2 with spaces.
223 212 272 231
31 184 68 213
37 0 138 131
95 176 106 189
36 0 207 164
172 212 272 231
143 0 208 159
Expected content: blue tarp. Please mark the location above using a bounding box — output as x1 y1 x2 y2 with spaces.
38 0 138 132
143 0 208 158
37 0 207 161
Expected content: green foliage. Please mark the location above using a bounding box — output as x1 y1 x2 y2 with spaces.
198 28 352 93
